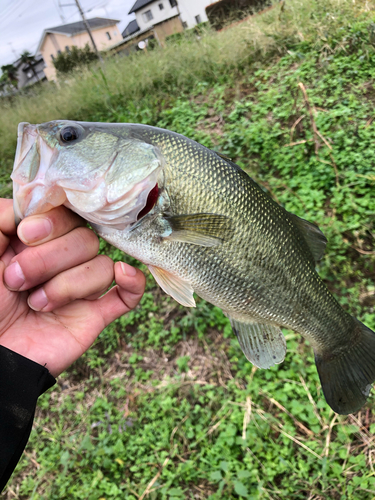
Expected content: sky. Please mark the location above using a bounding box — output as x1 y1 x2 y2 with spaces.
0 0 136 69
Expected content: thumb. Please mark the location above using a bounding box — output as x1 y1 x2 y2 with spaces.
97 262 145 327
115 262 146 311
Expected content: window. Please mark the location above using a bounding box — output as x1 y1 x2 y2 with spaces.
159 2 164 9
65 45 70 52
57 50 61 54
169 0 177 7
106 31 111 40
195 14 201 24
51 54 55 60
182 21 188 28
142 9 153 22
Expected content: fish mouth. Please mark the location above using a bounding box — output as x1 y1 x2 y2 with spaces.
12 123 66 224
13 122 36 225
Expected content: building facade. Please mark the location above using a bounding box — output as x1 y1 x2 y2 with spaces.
128 0 211 32
15 55 46 89
37 18 122 80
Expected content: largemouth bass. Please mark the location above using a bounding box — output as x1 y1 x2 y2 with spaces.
12 120 375 414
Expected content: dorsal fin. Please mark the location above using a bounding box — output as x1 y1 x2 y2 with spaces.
289 213 327 264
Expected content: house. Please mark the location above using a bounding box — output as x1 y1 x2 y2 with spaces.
15 55 46 89
36 18 122 80
128 0 211 33
122 19 140 38
111 0 212 56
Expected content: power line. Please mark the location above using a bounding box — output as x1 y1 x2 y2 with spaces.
0 0 40 28
1 0 23 19
0 0 25 26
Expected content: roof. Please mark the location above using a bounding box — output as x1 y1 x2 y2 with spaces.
128 0 155 14
46 17 119 36
122 19 140 38
37 17 120 52
13 54 44 69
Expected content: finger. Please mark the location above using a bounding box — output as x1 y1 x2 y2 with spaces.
96 262 145 326
0 245 15 267
18 205 86 246
3 227 99 291
27 255 114 312
0 231 10 257
0 199 16 235
9 234 27 256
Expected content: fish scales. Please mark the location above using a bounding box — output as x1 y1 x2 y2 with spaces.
138 127 353 346
12 120 375 414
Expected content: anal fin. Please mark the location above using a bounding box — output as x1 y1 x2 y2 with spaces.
230 317 286 369
148 265 196 307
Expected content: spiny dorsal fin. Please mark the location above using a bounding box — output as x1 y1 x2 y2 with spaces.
289 213 327 264
148 265 196 307
229 317 286 369
163 213 232 247
215 152 233 162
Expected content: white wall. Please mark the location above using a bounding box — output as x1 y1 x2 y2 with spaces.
135 1 179 31
178 0 211 28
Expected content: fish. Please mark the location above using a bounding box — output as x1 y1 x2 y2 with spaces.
11 120 375 415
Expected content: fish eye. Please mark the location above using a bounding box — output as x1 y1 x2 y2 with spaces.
60 126 80 143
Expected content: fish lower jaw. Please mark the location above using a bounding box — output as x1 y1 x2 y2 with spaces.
14 182 67 219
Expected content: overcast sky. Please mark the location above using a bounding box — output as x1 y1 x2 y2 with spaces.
0 0 136 69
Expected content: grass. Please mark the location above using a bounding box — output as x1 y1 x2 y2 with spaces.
2 0 375 498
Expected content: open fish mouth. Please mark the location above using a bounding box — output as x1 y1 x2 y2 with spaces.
12 122 163 230
12 122 66 223
13 122 40 225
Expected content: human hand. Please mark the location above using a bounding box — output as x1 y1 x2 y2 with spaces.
0 199 145 377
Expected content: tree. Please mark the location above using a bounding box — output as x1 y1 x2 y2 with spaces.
0 64 18 89
52 44 99 75
19 50 39 82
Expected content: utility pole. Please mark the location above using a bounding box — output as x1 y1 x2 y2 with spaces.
57 0 67 23
74 0 103 62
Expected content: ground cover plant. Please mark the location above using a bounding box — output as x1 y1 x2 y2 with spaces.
2 0 375 498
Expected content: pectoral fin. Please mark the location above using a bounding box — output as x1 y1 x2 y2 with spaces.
229 317 286 369
148 265 196 307
163 213 232 247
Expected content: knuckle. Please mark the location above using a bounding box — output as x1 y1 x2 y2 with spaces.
71 227 99 256
27 246 49 279
46 273 75 303
96 255 114 277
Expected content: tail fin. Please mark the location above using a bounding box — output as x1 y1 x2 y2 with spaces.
315 319 375 414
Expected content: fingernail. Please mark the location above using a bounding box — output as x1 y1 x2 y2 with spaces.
4 261 25 290
28 287 48 311
18 218 52 244
120 262 137 277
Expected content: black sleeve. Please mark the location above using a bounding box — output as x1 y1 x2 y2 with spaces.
0 345 56 492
